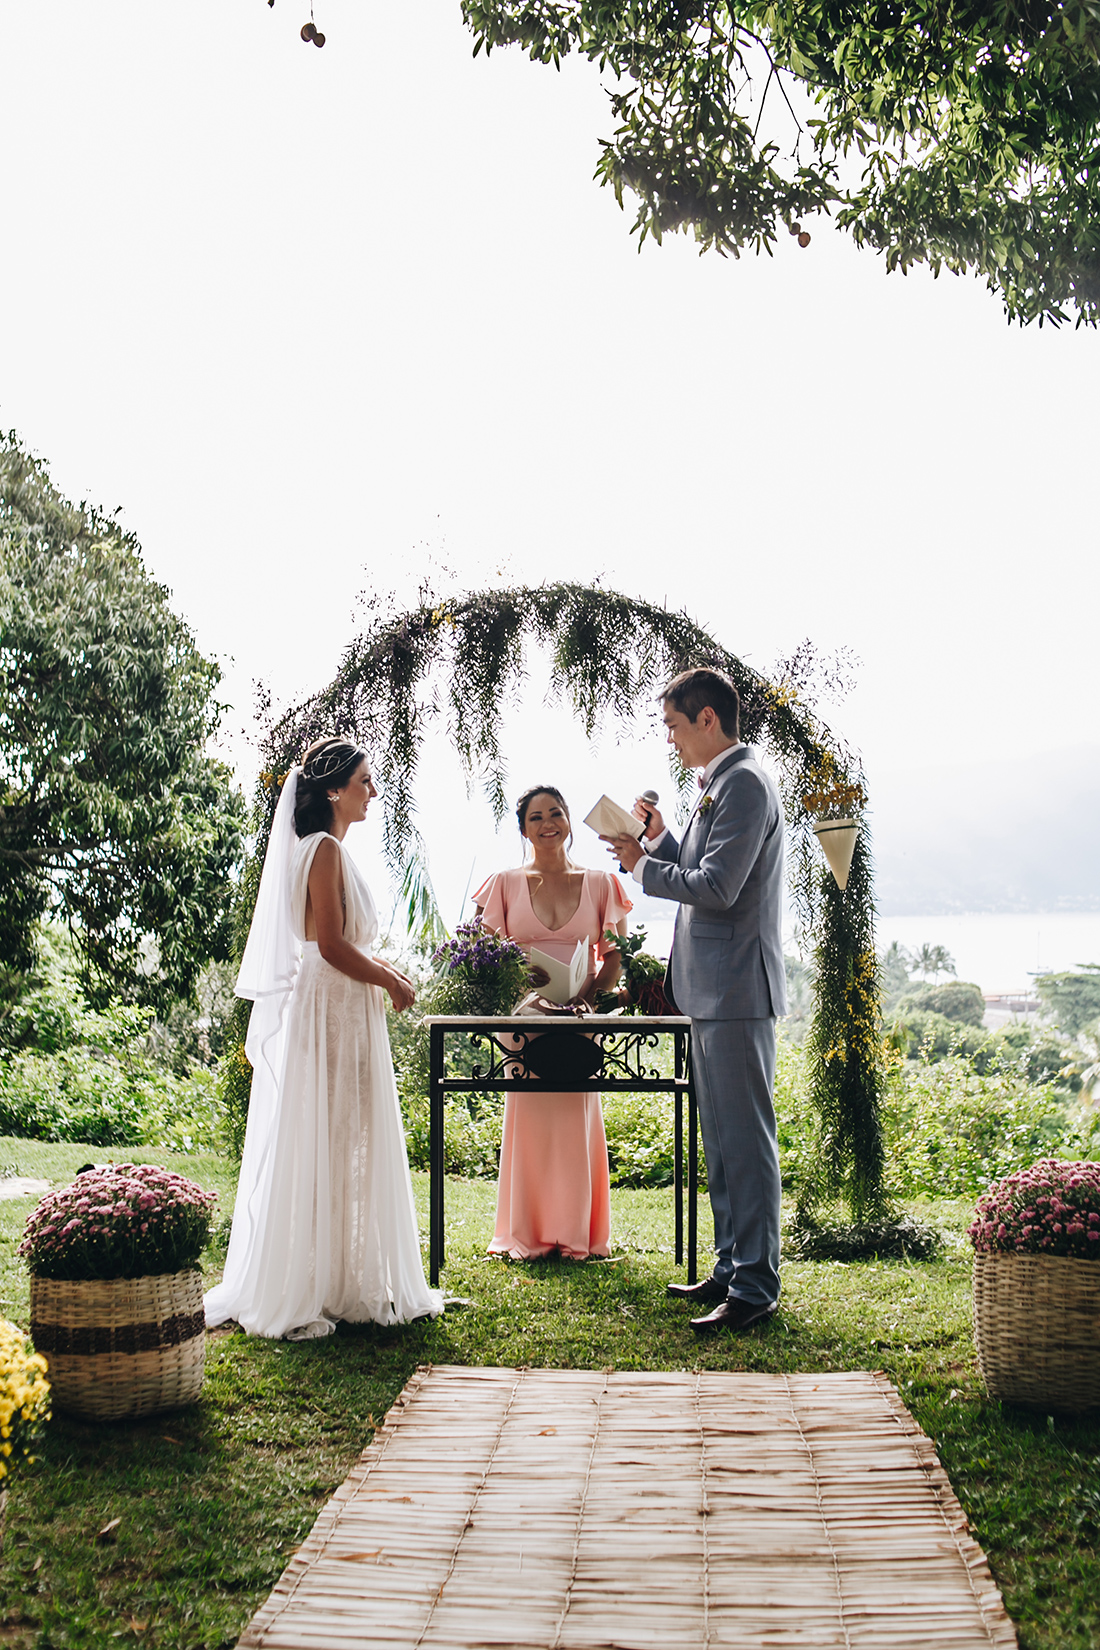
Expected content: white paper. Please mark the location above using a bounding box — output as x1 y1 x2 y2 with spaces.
528 937 590 1004
583 794 645 842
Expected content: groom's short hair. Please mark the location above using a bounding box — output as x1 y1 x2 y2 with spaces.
661 668 740 739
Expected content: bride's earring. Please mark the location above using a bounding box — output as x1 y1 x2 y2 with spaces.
328 792 338 802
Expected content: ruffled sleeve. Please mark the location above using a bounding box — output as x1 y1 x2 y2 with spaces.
595 871 633 957
472 870 511 937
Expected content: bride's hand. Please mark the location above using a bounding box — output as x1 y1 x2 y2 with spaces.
528 965 551 988
384 967 416 1013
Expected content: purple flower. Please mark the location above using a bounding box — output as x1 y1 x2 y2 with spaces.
19 1163 216 1281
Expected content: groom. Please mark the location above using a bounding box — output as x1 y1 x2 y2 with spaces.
605 667 787 1332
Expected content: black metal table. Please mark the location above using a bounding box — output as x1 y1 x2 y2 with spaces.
426 1014 699 1287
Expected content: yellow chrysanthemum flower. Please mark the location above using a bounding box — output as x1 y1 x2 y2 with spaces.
0 1319 51 1485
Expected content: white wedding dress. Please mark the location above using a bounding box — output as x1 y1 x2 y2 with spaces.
204 817 442 1339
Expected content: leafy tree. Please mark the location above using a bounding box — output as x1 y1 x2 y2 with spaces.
0 433 245 1010
895 979 986 1026
1036 964 1100 1036
912 942 956 980
464 0 1100 325
878 940 913 1011
1068 1020 1100 1099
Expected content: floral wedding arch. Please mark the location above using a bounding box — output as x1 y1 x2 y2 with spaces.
233 583 888 1230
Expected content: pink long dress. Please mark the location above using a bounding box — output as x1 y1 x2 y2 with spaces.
473 866 633 1260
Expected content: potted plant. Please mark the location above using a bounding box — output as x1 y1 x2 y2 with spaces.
0 1318 51 1547
968 1159 1100 1411
19 1164 216 1422
597 927 669 1016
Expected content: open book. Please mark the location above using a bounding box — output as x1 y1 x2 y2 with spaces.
527 937 590 1004
583 794 646 842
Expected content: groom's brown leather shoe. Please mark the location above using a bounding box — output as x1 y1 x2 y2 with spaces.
666 1275 727 1303
690 1297 778 1334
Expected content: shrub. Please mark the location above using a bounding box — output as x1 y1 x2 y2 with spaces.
774 1035 815 1191
968 1160 1100 1258
882 1054 1100 1199
402 1089 506 1180
1036 967 1100 1037
602 1091 676 1187
0 1048 223 1151
0 1319 50 1485
19 1163 216 1281
0 928 233 1151
995 1024 1081 1088
888 1012 1079 1088
769 1033 1099 1203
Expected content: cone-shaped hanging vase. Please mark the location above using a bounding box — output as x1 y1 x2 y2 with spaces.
812 817 858 891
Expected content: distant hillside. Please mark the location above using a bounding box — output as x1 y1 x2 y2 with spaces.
866 747 1100 915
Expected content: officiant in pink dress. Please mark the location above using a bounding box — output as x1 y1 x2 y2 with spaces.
473 786 632 1260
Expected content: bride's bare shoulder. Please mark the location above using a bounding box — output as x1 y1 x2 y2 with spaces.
306 833 341 873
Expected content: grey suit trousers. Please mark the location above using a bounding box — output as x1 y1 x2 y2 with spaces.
691 1017 781 1306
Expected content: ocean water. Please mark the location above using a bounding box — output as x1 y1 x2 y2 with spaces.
869 913 1100 994
634 912 1100 996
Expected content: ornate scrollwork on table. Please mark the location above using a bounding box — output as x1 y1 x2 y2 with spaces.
457 1025 668 1087
595 1030 665 1085
466 1028 537 1084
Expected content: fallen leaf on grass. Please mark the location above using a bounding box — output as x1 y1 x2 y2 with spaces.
32 1556 43 1572
160 1435 182 1445
97 1518 122 1542
128 1620 149 1634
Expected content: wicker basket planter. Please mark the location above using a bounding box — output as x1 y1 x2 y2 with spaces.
973 1251 1100 1412
30 1270 205 1422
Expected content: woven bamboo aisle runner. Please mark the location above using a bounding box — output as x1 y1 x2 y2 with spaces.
239 1366 1017 1650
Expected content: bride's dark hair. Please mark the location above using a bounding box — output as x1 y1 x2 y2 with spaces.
516 785 573 858
294 737 369 838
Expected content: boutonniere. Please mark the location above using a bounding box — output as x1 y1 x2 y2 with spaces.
697 795 714 817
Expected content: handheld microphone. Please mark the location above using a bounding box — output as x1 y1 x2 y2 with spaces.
636 789 659 832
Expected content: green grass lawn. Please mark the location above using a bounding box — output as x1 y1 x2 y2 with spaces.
1 1138 1098 1650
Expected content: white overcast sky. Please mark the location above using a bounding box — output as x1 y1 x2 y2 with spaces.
2 1 1098 942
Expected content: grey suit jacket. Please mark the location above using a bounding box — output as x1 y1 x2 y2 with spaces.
642 745 788 1020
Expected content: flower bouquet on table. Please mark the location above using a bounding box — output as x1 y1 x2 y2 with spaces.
19 1164 216 1421
430 923 605 1083
430 921 534 1016
0 1318 51 1546
596 927 670 1016
968 1159 1100 1411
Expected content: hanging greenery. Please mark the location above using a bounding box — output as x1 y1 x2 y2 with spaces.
236 581 888 1227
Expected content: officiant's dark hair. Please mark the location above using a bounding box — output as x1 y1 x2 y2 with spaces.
516 785 573 855
295 737 369 838
661 668 740 739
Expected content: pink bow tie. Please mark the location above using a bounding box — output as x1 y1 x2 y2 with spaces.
697 774 706 790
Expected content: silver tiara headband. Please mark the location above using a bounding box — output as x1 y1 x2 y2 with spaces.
302 744 363 781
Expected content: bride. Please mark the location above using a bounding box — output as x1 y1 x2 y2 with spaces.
204 737 442 1339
